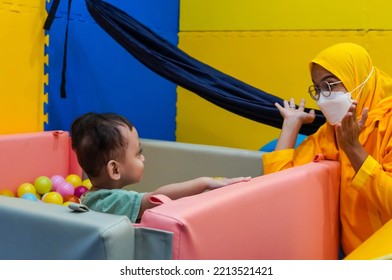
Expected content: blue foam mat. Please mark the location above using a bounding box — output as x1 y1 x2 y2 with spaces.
45 0 179 140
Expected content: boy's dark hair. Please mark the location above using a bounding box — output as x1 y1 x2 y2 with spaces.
71 112 134 178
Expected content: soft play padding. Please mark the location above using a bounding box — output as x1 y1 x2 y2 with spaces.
139 160 341 259
344 219 392 260
131 139 264 192
180 0 382 31
0 195 173 260
45 0 179 141
0 0 46 133
0 131 82 194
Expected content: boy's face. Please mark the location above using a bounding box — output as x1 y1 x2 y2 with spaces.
117 126 145 185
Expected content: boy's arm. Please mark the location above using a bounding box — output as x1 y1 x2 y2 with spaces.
138 176 251 219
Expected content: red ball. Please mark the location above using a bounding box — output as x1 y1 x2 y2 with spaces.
74 185 89 198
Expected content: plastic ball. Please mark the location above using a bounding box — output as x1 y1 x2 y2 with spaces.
0 189 15 197
74 185 88 198
17 183 36 197
50 175 66 191
63 194 80 203
21 193 39 201
34 176 52 194
56 182 75 198
65 174 82 188
82 178 92 189
42 192 63 205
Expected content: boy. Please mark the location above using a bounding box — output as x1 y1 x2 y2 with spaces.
71 112 251 223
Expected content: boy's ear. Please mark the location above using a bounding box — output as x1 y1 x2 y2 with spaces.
107 160 121 180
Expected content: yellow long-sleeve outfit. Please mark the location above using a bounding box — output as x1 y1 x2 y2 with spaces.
263 43 392 255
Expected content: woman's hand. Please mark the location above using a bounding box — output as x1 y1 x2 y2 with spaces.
335 101 368 172
275 98 316 125
274 98 315 150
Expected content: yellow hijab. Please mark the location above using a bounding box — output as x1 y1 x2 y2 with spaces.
310 43 392 113
310 43 392 142
293 43 392 161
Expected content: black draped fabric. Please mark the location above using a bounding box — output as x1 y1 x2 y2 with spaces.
85 0 325 135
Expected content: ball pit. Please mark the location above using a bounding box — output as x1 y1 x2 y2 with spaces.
7 173 88 206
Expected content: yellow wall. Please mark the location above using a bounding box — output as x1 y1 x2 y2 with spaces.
0 0 47 134
176 0 392 150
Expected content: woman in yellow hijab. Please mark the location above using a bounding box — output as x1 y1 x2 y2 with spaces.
263 42 392 257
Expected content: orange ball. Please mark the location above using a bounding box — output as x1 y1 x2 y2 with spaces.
0 189 15 197
63 194 80 204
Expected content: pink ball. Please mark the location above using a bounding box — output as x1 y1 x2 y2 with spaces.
56 182 75 198
74 185 89 198
51 175 66 192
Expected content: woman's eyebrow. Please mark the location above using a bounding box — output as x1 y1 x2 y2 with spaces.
320 74 339 81
312 74 339 84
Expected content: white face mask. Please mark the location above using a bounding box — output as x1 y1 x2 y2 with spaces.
316 67 374 125
316 92 353 125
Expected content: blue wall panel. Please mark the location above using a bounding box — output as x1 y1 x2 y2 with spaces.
45 0 179 141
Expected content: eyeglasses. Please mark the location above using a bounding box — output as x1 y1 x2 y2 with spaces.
308 81 343 101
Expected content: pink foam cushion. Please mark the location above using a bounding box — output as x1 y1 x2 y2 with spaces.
0 131 82 193
139 160 340 260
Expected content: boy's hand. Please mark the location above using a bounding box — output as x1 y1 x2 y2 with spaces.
207 176 251 189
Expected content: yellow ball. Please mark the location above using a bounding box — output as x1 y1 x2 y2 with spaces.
0 189 15 197
17 183 36 197
42 191 63 205
82 179 92 189
65 174 82 188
